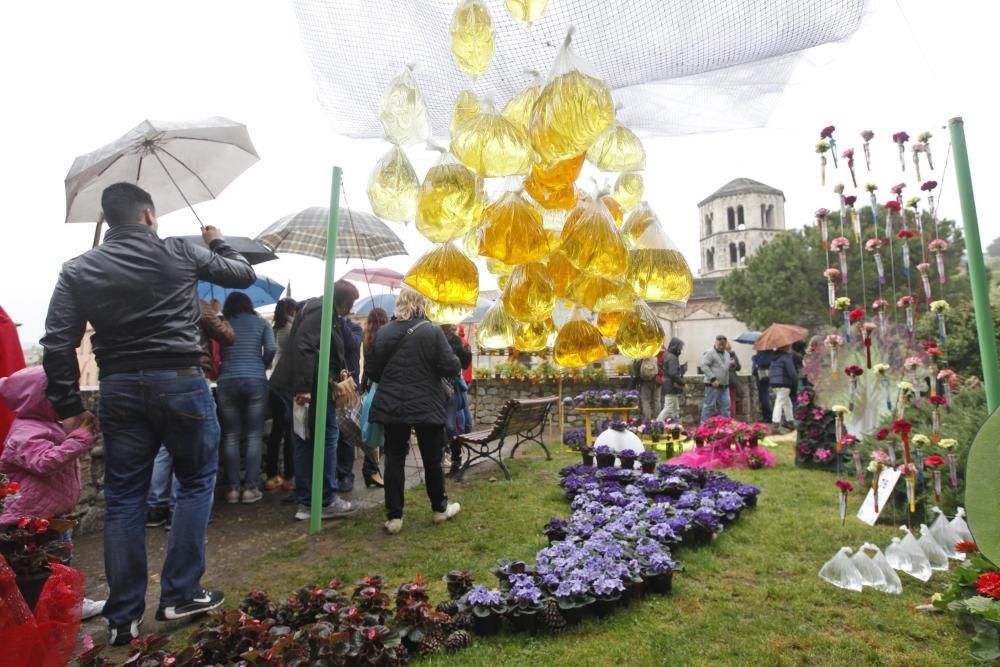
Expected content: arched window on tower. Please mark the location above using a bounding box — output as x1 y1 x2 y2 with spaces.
727 207 736 230
704 213 713 237
739 241 747 263
737 205 745 229
729 243 738 265
706 248 715 271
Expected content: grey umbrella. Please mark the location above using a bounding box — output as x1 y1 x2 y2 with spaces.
255 206 406 260
176 235 277 265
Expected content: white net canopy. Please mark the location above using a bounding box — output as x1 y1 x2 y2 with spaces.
291 0 866 137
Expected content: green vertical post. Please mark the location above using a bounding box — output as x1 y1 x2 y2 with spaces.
948 118 1000 412
310 166 342 534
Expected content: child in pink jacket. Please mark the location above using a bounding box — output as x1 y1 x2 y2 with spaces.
0 366 104 617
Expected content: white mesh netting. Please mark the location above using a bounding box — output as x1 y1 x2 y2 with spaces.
291 0 866 138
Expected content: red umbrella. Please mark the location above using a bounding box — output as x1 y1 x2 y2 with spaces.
753 323 808 351
341 267 404 289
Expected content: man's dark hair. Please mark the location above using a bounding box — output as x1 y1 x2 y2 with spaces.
222 292 256 318
101 182 154 227
333 280 360 310
715 335 727 342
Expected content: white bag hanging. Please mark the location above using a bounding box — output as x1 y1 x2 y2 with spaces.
929 507 963 560
293 401 310 440
950 507 974 543
863 543 903 594
819 547 864 592
917 523 950 571
850 547 886 589
899 527 932 581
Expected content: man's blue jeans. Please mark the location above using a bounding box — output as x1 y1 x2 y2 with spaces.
97 369 219 625
147 445 178 511
700 384 731 423
216 378 269 490
293 396 339 506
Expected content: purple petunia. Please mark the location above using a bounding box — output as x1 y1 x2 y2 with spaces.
463 586 503 608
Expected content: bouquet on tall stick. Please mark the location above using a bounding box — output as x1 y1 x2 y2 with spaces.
842 148 857 187
821 125 839 167
917 262 933 304
816 208 831 250
867 239 886 285
911 142 925 181
824 268 840 310
872 298 890 338
831 237 851 286
845 195 860 240
892 131 910 171
835 480 853 525
921 179 939 238
930 300 950 343
918 131 934 170
861 130 875 170
816 142 831 186
897 295 915 335
929 238 949 285
834 297 852 341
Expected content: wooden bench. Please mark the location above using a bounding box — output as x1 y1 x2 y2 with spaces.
455 397 556 481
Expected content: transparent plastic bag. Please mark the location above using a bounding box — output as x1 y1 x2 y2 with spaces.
929 507 962 559
416 152 486 243
565 273 632 313
601 194 624 227
917 524 950 571
403 243 479 306
379 65 431 146
529 30 615 164
587 118 646 172
622 203 694 302
613 172 644 211
850 547 886 589
898 527 932 581
426 300 474 325
367 144 420 222
502 262 556 323
451 99 531 177
477 300 517 350
451 89 481 136
524 154 584 210
514 318 555 352
505 0 548 25
560 195 628 278
501 73 542 133
553 312 608 368
450 0 494 78
478 190 550 265
951 507 974 543
547 251 581 298
596 310 625 338
863 543 903 594
616 300 665 359
818 547 864 592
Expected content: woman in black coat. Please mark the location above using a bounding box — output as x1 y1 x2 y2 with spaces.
366 287 462 534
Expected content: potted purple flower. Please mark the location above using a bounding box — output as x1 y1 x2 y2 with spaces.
461 586 507 636
542 518 568 544
594 445 616 468
638 450 658 473
505 573 545 634
617 447 638 470
635 541 680 595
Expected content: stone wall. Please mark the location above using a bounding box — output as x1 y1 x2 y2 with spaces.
75 389 104 535
469 375 762 432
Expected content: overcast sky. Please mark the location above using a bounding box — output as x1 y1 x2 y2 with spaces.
1 0 997 346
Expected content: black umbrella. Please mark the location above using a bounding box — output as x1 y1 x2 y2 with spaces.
176 235 278 265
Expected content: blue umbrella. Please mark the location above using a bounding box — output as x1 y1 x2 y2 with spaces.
354 293 397 316
198 276 285 308
734 331 762 345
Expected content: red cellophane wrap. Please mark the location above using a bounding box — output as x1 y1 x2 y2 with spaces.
0 558 84 667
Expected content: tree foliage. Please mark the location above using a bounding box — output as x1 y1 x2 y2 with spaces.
719 207 969 331
987 235 1000 257
916 302 1000 380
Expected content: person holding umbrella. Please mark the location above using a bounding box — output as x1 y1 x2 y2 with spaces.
41 183 256 645
768 345 798 434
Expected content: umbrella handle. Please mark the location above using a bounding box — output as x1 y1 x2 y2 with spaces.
92 213 105 249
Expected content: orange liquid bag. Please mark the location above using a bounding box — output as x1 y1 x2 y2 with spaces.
451 101 531 177
565 273 633 313
426 300 475 325
502 262 556 323
514 318 555 352
403 243 479 306
596 310 625 338
622 203 694 302
416 153 486 243
560 196 628 278
553 318 608 368
587 122 646 172
614 172 644 211
477 300 517 350
478 191 549 265
450 0 494 78
524 153 584 210
546 250 580 298
616 300 665 359
601 194 624 227
367 144 420 222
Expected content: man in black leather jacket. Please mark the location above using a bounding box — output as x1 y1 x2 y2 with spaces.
40 182 255 645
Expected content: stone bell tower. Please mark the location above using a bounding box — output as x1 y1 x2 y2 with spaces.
697 178 786 277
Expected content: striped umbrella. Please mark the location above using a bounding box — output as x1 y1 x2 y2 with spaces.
255 206 406 261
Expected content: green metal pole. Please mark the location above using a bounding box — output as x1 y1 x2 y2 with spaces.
948 118 1000 412
310 166 342 534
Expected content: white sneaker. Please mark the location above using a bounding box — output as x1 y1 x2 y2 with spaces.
241 488 263 504
432 503 461 524
321 497 359 519
81 597 105 620
385 518 403 534
294 504 310 521
226 489 240 504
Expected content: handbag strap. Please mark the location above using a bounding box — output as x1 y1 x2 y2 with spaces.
383 319 429 373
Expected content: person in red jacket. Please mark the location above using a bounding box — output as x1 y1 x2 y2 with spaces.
0 306 26 455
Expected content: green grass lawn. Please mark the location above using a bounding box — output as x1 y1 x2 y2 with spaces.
204 439 971 666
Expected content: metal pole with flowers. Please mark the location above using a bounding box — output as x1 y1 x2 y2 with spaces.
849 308 866 351
825 333 843 380
938 438 959 488
929 238 949 285
897 294 916 336
816 142 831 186
930 300 949 344
845 194 860 240
903 356 924 408
873 362 893 411
919 131 935 170
923 454 947 504
891 418 916 513
872 298 890 339
929 395 947 443
836 479 854 525
868 450 890 513
862 322 877 369
843 149 857 187
921 179 939 236
892 131 910 172
861 130 875 170
845 364 864 411
824 268 840 313
896 381 916 419
816 207 831 252
917 262 933 304
938 368 957 413
834 297 852 342
866 239 887 286
832 404 850 452
821 125 839 167
831 237 851 287
911 142 925 181
898 228 916 282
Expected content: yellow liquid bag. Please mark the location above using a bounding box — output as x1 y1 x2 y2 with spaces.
477 300 517 350
451 0 494 79
614 172 644 211
616 300 665 359
514 318 555 352
451 90 481 136
416 153 486 243
602 194 624 227
553 318 608 368
505 0 548 25
403 243 479 306
451 101 531 177
560 196 628 278
596 310 625 338
366 144 419 222
565 273 633 313
546 251 579 298
478 191 549 265
529 32 614 163
426 300 474 325
379 65 431 146
502 262 556 323
587 122 646 172
486 257 513 276
501 79 541 133
622 204 694 302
